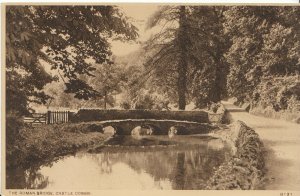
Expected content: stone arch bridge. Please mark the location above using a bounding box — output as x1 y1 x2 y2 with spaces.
100 119 216 135
70 109 223 135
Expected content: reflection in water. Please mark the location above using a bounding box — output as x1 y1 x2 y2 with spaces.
7 167 49 189
174 152 185 189
7 135 231 190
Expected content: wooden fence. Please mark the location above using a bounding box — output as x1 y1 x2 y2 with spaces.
24 111 70 125
47 111 70 124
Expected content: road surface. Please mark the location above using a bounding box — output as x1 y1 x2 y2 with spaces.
222 101 300 190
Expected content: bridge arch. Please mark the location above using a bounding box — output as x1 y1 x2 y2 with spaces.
168 126 189 137
102 125 117 134
140 124 162 135
98 119 213 136
132 126 150 136
102 124 125 135
113 126 125 135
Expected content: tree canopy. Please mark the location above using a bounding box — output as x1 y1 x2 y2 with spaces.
127 5 299 112
143 6 229 109
6 5 138 115
224 6 300 109
6 5 300 114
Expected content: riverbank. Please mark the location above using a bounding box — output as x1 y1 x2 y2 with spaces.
207 121 265 190
6 123 112 170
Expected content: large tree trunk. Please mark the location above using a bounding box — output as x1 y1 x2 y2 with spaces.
210 44 228 103
177 6 188 110
211 57 222 103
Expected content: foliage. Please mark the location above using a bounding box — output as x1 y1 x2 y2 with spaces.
72 60 126 109
144 6 229 109
187 7 230 106
249 76 300 123
207 102 223 113
6 111 24 150
6 123 110 169
224 6 300 106
120 89 171 110
144 6 188 110
6 5 138 115
253 76 299 111
6 5 138 170
42 81 82 109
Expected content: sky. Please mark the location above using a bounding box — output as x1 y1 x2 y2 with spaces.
111 5 160 56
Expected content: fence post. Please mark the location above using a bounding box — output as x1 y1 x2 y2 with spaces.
47 111 51 124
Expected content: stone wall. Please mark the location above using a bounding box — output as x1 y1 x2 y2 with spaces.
71 109 209 123
206 121 265 190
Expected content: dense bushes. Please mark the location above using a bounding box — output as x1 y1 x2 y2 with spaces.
119 90 172 110
225 7 299 123
253 76 299 111
250 76 300 123
206 102 228 124
207 102 226 114
206 121 265 190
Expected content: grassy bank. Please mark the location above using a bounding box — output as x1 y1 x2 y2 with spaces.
6 122 112 170
206 121 265 190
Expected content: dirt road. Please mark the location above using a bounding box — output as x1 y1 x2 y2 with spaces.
222 101 300 190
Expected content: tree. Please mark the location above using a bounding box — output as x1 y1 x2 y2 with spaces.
224 6 300 105
187 6 229 106
144 6 229 109
177 6 189 110
6 5 138 115
85 62 125 109
145 6 189 110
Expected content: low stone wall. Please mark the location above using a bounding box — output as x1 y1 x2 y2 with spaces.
206 121 265 190
71 109 209 123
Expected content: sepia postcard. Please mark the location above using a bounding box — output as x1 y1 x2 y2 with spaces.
1 2 300 196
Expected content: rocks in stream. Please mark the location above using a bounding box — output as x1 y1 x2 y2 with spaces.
168 126 178 138
168 126 191 138
131 126 153 136
168 126 184 137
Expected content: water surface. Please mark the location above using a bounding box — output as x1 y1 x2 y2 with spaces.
7 135 232 190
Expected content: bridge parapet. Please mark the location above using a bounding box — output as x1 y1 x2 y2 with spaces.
71 109 209 123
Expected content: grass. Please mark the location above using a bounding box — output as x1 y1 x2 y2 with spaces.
6 122 112 169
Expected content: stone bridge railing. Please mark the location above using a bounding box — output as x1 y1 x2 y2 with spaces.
71 109 210 123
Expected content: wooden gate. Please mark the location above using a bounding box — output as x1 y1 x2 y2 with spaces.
47 111 70 124
24 113 47 125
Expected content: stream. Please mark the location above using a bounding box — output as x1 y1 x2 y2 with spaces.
7 135 232 190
